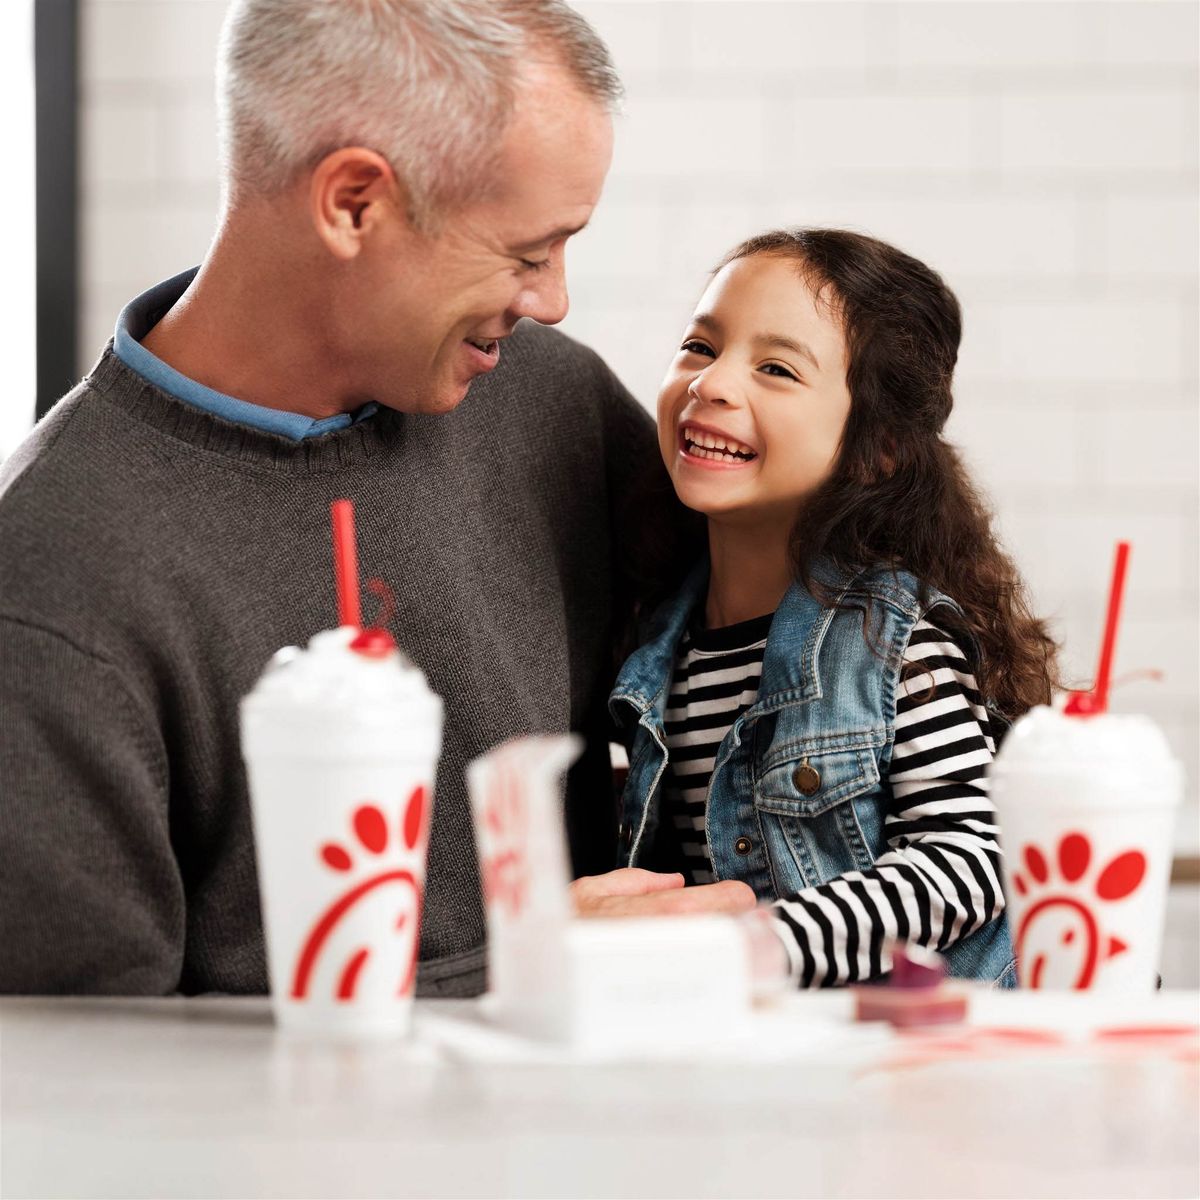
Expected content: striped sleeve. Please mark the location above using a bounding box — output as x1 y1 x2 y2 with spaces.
766 615 1007 987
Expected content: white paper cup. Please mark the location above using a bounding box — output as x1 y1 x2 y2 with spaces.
466 735 754 1049
990 706 1182 992
240 629 442 1037
467 735 579 1038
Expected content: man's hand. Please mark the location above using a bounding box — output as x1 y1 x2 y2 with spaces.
570 867 757 918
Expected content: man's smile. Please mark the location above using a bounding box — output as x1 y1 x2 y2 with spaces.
462 336 502 373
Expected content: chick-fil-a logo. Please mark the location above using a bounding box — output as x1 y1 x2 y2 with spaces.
1010 831 1146 989
291 786 426 1000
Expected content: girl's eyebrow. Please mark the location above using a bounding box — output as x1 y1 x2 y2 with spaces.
691 312 821 370
760 332 820 371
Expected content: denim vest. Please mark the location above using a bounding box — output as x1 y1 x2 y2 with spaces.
610 560 1016 987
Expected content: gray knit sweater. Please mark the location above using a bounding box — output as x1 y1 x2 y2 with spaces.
0 320 660 997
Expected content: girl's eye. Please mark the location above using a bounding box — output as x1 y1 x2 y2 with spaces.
680 339 714 358
761 362 799 381
520 257 551 272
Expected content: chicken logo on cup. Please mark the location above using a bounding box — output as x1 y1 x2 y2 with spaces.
290 786 428 1001
1010 831 1147 990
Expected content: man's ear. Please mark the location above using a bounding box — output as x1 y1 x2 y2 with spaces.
309 147 409 260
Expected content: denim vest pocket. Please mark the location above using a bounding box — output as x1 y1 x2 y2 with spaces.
754 730 886 818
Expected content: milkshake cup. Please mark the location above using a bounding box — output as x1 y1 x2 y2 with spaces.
989 541 1183 992
239 501 443 1036
990 706 1181 992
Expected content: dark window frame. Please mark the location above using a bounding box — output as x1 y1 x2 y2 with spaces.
35 0 79 420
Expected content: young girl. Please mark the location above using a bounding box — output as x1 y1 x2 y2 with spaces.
610 229 1058 987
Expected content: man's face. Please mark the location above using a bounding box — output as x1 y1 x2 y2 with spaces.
352 63 614 413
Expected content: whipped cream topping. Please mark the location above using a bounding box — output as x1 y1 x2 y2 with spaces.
245 627 441 715
993 704 1180 778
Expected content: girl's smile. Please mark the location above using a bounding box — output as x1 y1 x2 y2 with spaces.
678 420 760 467
658 253 852 531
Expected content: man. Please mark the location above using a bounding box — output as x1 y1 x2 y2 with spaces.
0 0 751 997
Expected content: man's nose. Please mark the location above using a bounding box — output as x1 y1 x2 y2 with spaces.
515 260 569 326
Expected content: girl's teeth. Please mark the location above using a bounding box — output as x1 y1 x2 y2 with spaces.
687 441 750 462
684 428 754 459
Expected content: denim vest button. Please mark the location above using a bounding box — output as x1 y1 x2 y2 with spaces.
619 821 632 849
734 836 753 855
793 760 821 795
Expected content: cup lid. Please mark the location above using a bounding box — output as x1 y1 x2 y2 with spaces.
992 705 1181 786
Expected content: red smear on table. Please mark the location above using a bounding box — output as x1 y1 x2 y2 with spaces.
971 1027 1067 1045
1094 1026 1199 1042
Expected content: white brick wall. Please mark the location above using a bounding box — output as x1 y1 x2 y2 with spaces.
958 295 1188 383
998 90 1195 174
890 2 1087 69
78 1 1199 852
79 0 223 360
82 0 225 82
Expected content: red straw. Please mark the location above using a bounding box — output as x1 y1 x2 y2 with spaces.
1064 540 1131 717
330 499 361 629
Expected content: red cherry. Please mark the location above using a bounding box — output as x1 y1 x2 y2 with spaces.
349 628 396 657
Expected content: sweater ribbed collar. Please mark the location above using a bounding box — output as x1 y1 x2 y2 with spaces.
86 346 406 475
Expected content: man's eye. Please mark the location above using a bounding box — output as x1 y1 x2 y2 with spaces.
761 362 799 381
520 258 551 272
680 340 714 357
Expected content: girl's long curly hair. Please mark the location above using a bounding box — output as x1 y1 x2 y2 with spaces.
719 228 1058 717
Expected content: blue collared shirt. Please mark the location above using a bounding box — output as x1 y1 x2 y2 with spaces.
113 267 378 441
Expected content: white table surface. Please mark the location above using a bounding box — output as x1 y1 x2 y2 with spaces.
2 992 1197 1200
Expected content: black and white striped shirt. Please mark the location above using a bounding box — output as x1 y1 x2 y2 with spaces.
657 612 1004 987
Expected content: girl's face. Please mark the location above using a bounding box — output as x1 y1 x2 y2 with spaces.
657 254 852 530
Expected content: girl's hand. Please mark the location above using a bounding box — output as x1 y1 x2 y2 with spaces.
570 868 756 917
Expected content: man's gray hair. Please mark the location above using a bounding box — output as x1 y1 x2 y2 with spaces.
217 0 622 227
